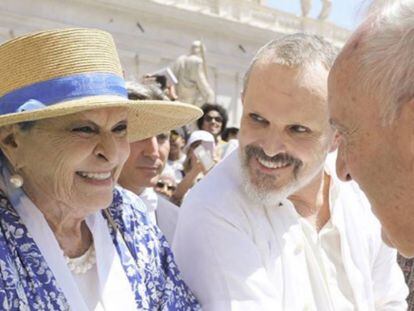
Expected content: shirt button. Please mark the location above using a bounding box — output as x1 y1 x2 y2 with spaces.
294 241 304 255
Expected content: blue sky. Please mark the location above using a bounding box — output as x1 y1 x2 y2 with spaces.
267 0 372 30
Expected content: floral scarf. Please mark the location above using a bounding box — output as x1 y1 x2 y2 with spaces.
0 186 200 310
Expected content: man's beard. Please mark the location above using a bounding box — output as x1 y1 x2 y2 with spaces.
239 145 323 207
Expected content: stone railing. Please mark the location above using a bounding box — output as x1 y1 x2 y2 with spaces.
150 0 351 46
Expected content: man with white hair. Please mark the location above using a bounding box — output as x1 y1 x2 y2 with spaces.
173 33 408 310
328 1 414 307
328 0 414 259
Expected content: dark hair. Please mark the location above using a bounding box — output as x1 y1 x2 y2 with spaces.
196 103 228 134
221 127 239 142
171 127 188 142
126 81 169 101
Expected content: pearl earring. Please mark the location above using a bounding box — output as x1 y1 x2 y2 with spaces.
9 174 23 188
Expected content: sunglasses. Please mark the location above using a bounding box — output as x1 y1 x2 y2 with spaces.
155 181 176 191
204 115 223 123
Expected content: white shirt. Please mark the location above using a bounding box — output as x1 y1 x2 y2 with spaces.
140 187 179 244
173 149 408 311
299 218 355 310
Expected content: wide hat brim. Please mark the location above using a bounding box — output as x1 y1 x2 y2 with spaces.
0 95 202 141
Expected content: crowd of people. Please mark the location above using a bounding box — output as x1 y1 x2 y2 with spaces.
0 0 413 310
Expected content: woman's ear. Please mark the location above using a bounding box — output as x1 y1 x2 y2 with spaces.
0 125 21 167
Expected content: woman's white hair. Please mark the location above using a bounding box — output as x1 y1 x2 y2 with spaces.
242 33 337 94
356 0 414 124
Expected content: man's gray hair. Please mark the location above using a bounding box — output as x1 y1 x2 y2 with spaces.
242 33 337 94
355 0 414 124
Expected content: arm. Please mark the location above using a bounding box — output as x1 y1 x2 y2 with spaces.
171 154 204 205
171 167 201 206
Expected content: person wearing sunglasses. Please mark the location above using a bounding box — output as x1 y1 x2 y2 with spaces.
197 103 229 160
155 174 178 199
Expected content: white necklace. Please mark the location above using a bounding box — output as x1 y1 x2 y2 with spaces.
65 243 96 275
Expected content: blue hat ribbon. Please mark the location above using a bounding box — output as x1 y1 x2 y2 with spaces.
0 72 127 115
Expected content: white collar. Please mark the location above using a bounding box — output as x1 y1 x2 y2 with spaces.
139 188 158 213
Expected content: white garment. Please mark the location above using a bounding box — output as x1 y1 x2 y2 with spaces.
173 149 408 311
166 156 186 183
219 139 239 160
71 259 101 310
299 218 355 310
140 187 179 244
10 191 137 311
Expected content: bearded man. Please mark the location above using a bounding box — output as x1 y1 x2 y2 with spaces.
172 33 408 310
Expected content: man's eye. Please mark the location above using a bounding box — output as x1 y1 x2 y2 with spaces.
290 125 310 133
249 113 267 124
72 126 96 134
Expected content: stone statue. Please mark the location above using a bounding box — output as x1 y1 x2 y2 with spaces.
301 0 312 17
171 40 215 107
301 0 332 20
318 0 332 20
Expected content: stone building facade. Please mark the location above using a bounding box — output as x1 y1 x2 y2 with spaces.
0 0 350 125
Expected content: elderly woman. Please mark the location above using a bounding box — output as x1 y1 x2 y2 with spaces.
0 28 201 310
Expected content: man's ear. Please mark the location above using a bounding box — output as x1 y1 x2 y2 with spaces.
395 98 414 156
0 125 21 167
329 130 340 153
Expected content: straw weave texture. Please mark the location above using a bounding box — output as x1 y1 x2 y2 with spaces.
0 28 123 97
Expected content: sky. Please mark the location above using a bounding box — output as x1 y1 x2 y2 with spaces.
267 0 372 30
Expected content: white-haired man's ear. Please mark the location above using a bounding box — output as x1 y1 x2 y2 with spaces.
329 130 340 153
401 98 414 157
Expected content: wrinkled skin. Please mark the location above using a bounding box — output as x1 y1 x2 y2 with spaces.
0 107 130 215
328 39 414 257
0 107 130 256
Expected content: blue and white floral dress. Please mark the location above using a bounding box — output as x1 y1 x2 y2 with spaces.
0 176 201 310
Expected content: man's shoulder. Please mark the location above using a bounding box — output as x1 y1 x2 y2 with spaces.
184 150 241 205
180 150 252 229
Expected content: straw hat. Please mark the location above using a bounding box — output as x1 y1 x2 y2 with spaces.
0 28 202 141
